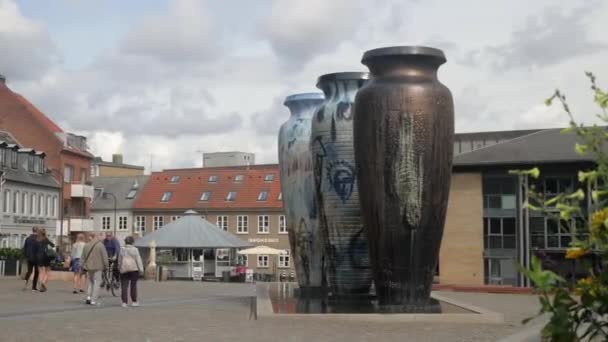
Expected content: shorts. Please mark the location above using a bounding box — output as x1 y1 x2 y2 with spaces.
70 258 82 273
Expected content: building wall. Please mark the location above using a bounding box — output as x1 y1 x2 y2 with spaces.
203 152 255 167
96 165 144 177
0 182 59 248
92 209 134 242
439 172 484 285
133 210 293 274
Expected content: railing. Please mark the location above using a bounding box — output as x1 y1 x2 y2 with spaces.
70 183 94 198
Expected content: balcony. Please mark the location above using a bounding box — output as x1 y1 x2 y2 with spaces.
66 217 94 232
71 183 94 198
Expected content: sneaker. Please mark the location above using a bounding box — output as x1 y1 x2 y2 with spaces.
85 297 91 305
131 302 139 307
73 290 78 294
90 301 97 306
79 289 85 293
121 303 128 308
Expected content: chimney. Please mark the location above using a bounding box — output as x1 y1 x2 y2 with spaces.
112 154 123 164
0 74 5 84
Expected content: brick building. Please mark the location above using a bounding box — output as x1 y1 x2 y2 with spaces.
0 76 94 244
132 164 291 275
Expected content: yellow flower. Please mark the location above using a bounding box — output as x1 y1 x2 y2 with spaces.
565 247 587 259
577 277 593 287
591 210 607 230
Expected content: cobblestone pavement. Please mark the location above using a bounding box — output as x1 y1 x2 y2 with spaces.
0 278 541 342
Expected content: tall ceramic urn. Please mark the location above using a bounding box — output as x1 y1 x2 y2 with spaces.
310 72 372 296
353 46 454 312
278 93 326 294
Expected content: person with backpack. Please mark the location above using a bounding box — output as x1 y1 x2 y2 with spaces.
34 228 55 292
117 236 144 308
22 227 39 291
81 233 109 306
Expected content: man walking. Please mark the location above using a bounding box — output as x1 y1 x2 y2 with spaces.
102 233 120 288
22 227 39 291
81 233 108 305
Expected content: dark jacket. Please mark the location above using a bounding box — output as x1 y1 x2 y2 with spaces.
34 238 55 264
22 234 37 262
103 238 121 258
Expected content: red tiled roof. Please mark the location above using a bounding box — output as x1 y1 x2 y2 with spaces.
12 92 64 133
133 164 283 211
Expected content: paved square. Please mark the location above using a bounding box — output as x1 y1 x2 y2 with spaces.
0 279 541 341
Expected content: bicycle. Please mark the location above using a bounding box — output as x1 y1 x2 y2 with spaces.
101 258 120 297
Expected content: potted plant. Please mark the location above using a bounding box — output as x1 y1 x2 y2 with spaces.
0 248 24 276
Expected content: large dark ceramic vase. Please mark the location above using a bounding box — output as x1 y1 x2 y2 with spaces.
278 93 326 294
353 46 454 312
310 72 372 296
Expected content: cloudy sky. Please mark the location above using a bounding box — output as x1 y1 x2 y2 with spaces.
1 0 607 172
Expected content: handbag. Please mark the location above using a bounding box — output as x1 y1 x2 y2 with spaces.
44 245 57 260
120 248 138 273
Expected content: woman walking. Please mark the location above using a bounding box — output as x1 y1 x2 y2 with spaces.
118 236 144 307
35 228 55 292
70 233 87 294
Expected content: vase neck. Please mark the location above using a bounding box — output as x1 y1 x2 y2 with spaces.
318 79 366 103
364 55 442 80
285 99 324 118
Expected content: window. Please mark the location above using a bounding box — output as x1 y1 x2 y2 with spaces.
64 165 73 183
217 216 228 231
170 176 180 183
257 191 268 201
0 148 5 166
200 191 211 201
208 175 218 183
52 196 57 217
264 174 274 182
237 215 248 234
234 175 244 183
153 216 164 230
530 216 584 249
160 191 172 202
483 177 516 210
226 191 237 201
171 216 181 221
28 155 35 172
10 150 17 168
38 194 43 216
80 168 87 184
3 190 9 213
12 191 18 214
102 216 111 230
483 217 517 249
126 189 137 199
135 216 145 232
278 250 290 268
118 216 128 230
30 193 35 215
257 255 269 268
279 215 287 234
237 254 248 266
278 192 282 201
39 157 46 174
21 192 27 214
258 215 270 234
46 195 51 217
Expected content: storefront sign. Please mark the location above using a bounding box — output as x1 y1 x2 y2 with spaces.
248 238 279 243
192 264 203 281
13 217 45 225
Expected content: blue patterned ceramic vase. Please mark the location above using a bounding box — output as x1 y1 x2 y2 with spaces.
278 93 326 294
310 72 371 296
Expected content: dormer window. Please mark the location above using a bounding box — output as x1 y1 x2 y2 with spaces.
278 192 282 201
208 175 218 183
0 149 5 166
160 191 172 202
264 174 274 182
170 176 180 183
10 150 17 169
234 175 244 183
226 191 237 201
200 191 212 201
257 191 268 201
126 189 137 199
28 155 35 172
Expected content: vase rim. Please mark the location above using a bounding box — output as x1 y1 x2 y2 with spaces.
283 92 325 105
362 46 446 64
316 72 369 86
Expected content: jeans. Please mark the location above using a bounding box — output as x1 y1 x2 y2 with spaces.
87 270 102 302
120 271 139 304
25 261 39 290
